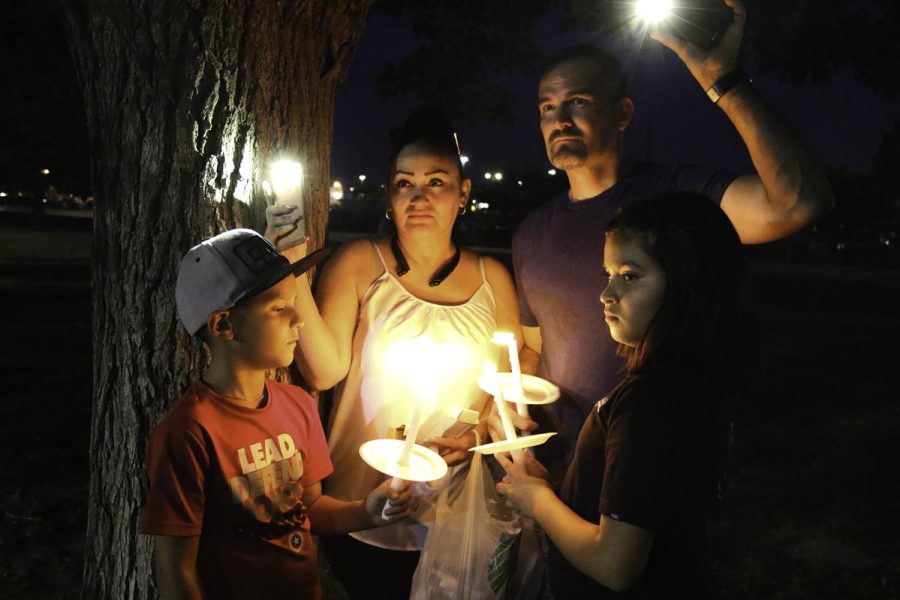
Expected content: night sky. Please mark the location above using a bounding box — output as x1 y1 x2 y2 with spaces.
332 10 900 186
1 2 897 200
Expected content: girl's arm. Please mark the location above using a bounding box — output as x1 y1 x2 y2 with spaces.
496 453 655 592
302 479 414 536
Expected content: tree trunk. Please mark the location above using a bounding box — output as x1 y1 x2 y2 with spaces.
61 1 373 597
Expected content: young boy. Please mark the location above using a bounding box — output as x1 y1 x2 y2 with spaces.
140 229 412 599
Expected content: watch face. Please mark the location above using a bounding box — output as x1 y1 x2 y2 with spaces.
662 1 734 49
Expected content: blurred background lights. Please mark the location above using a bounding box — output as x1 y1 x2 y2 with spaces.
330 180 344 202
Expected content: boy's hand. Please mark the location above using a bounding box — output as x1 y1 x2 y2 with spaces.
365 478 415 526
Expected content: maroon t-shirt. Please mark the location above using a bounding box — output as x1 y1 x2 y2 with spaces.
549 373 730 598
141 379 333 599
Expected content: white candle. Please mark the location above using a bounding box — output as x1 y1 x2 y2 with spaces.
493 332 527 413
397 403 421 467
494 374 526 465
494 378 518 442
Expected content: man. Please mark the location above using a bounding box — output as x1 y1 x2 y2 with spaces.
507 0 832 474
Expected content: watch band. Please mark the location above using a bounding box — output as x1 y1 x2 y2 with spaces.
706 69 748 104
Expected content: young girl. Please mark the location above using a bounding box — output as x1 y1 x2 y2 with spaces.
497 192 756 598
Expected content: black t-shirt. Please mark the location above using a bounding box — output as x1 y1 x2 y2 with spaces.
549 372 730 599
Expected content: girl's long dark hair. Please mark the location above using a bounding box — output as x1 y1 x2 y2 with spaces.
607 192 758 396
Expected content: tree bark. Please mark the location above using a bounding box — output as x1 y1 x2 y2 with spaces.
61 1 373 597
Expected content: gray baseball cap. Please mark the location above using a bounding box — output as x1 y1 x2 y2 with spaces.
175 228 330 334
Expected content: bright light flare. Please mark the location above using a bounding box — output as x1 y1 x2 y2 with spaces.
635 0 672 23
269 160 303 195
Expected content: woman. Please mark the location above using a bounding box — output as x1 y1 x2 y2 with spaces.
266 108 521 599
496 193 757 598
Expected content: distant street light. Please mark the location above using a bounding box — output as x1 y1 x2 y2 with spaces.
547 169 557 176
460 155 470 166
358 174 367 183
41 168 50 175
484 172 493 180
330 181 344 202
494 172 503 181
517 180 523 186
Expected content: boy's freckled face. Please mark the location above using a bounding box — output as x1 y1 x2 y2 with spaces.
229 276 301 369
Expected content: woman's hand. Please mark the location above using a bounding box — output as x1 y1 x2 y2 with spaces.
264 195 307 256
365 478 415 526
486 401 539 443
428 430 479 467
495 451 554 519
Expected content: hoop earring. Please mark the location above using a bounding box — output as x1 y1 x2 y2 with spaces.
458 206 466 216
385 209 393 221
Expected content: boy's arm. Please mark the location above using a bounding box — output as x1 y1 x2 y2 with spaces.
302 480 413 535
153 535 204 600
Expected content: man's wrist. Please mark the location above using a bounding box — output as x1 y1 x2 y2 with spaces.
706 69 750 104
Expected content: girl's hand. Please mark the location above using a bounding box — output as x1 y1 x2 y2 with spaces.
495 451 553 519
365 478 415 526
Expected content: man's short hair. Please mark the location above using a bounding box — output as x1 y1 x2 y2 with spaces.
538 43 628 102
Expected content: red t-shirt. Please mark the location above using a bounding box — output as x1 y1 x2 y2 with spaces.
140 379 333 599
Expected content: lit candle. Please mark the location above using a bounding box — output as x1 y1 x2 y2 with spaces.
492 331 527 416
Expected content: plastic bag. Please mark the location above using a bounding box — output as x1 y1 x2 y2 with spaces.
410 452 523 600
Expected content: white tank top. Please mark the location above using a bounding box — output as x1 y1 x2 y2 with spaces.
325 241 500 550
